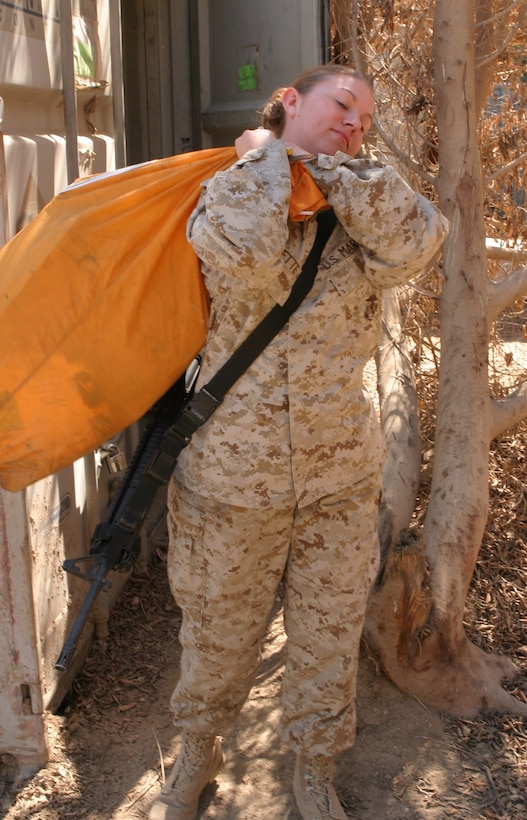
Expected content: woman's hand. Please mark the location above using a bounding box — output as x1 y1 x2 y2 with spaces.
235 128 277 158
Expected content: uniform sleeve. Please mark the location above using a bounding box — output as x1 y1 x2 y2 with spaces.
186 140 293 290
309 153 449 288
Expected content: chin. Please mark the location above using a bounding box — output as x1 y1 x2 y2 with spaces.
319 144 343 157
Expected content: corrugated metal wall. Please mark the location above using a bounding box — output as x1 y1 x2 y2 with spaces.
0 0 131 782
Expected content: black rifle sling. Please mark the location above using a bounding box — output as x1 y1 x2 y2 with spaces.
101 208 336 554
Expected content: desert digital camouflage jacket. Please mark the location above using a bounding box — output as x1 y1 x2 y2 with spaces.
175 140 449 509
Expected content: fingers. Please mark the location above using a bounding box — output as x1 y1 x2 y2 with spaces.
235 128 276 157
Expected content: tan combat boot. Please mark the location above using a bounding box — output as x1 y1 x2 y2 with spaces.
149 733 224 820
293 753 348 819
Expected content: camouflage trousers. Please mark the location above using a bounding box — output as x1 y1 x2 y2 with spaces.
166 475 380 757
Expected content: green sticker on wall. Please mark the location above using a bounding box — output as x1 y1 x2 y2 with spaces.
238 63 258 91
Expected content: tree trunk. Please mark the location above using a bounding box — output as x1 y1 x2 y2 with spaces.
376 289 420 561
364 0 527 716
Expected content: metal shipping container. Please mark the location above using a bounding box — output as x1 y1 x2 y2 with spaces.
0 0 130 782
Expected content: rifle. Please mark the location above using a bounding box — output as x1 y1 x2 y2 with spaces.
55 362 206 672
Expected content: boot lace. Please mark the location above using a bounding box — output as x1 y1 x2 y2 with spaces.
165 734 214 792
303 757 344 819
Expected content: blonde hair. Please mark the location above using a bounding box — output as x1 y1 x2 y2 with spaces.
260 64 373 136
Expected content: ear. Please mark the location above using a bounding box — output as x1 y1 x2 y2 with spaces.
281 86 300 117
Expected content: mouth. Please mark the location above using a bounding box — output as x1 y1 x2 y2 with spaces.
332 129 349 150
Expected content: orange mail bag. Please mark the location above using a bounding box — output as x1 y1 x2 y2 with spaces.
0 149 327 492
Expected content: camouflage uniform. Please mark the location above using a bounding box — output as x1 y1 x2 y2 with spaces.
167 140 448 755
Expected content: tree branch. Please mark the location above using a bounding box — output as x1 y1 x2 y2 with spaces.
373 118 437 186
486 241 527 263
475 20 520 69
474 0 523 28
488 263 527 322
490 382 527 441
485 151 527 183
350 0 363 73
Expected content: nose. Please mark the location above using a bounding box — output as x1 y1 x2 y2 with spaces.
343 108 362 131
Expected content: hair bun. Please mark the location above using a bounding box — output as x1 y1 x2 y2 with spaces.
261 87 287 134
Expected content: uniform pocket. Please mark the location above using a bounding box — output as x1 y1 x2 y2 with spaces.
166 479 207 612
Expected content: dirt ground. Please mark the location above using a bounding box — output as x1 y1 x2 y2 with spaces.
1 543 527 820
